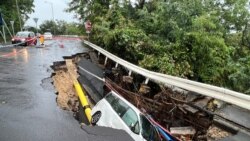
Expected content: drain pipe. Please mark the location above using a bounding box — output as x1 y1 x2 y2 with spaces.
74 81 92 123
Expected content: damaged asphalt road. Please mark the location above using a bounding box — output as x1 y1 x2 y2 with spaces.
0 39 133 141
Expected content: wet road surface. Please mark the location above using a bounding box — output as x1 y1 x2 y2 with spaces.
0 38 133 141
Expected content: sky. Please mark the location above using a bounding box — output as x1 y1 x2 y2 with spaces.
25 0 79 27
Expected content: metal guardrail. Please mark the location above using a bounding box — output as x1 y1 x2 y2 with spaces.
83 40 250 111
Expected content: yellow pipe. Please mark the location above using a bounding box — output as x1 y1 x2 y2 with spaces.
74 81 92 123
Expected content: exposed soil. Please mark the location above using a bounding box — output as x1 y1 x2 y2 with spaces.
52 59 79 111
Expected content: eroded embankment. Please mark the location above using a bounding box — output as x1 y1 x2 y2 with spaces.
51 56 81 111
52 61 78 111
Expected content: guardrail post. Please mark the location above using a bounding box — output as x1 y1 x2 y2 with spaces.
128 70 132 76
104 56 108 66
144 78 149 85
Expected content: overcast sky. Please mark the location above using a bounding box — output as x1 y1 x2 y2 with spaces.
25 0 78 27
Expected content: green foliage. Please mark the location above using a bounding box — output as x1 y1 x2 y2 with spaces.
39 20 83 35
65 23 84 35
0 0 34 32
226 56 250 94
104 27 147 63
68 0 250 94
39 20 56 34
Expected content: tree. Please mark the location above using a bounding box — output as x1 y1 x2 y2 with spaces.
0 0 34 32
65 23 84 35
39 20 83 35
67 0 250 94
39 20 56 34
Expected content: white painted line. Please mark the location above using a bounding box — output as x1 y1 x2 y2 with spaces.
78 66 105 82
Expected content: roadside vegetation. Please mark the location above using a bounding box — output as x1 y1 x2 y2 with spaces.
39 20 84 35
0 0 34 32
0 0 34 42
67 0 250 94
0 0 82 38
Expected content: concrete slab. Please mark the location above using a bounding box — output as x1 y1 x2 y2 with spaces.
215 105 250 129
220 132 250 141
77 59 104 103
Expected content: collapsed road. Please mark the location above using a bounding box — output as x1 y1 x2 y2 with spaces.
51 46 250 141
0 37 133 141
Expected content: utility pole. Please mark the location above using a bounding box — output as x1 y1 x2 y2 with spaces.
15 0 22 31
10 21 15 36
45 1 55 35
33 18 38 34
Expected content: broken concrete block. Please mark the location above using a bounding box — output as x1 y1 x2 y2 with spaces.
170 126 196 136
139 84 151 95
122 76 133 84
183 104 199 114
193 97 213 109
185 91 202 102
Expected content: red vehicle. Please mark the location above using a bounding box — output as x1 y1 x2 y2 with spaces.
12 31 37 46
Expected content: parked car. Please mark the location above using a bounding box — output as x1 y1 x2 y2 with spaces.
11 31 37 46
44 32 53 40
91 91 161 141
